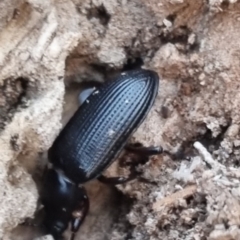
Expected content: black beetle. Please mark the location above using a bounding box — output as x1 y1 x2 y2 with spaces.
41 69 162 240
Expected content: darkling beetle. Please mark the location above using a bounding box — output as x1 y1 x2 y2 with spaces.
41 69 162 240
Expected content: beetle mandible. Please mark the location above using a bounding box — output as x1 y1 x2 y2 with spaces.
41 69 162 240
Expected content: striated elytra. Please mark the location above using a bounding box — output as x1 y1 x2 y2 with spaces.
48 69 159 183
41 69 160 240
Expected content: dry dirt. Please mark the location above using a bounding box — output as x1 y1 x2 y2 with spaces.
1 0 240 240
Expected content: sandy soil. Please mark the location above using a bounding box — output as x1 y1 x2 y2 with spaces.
1 0 240 240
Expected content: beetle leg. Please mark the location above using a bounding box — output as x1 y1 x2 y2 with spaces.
69 187 89 240
125 144 163 156
122 144 163 167
125 143 173 158
98 144 164 185
98 153 142 185
97 171 136 185
98 165 158 185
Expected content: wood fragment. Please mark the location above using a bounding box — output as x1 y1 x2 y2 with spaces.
152 185 197 211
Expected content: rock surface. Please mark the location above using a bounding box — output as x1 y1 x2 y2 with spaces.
1 0 240 240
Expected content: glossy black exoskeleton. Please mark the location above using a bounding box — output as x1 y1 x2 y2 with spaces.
41 69 161 240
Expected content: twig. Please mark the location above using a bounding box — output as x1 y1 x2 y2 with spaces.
193 141 225 171
152 185 197 211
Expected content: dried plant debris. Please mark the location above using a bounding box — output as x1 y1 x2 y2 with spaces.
112 142 240 240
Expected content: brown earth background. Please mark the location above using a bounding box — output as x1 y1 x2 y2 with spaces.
1 0 240 239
